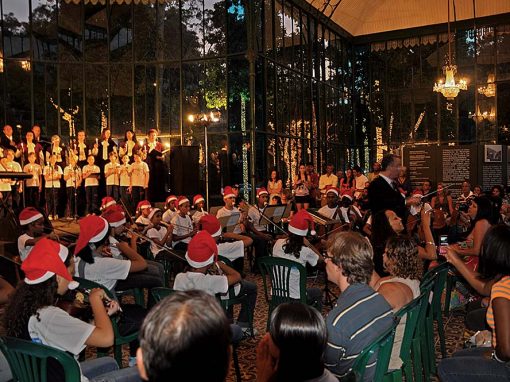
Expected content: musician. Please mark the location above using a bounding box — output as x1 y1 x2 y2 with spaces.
119 154 132 213
100 196 116 212
145 208 173 260
192 194 208 225
171 196 197 251
31 125 49 152
135 200 152 226
19 131 44 165
119 129 141 163
318 186 340 220
63 155 82 219
200 214 245 273
18 207 57 261
318 164 338 207
143 128 166 202
23 152 42 208
4 149 23 210
43 154 63 220
272 209 323 310
104 151 120 200
73 130 91 168
130 152 149 210
82 154 100 215
216 186 253 249
96 128 117 169
247 187 272 265
45 135 66 168
0 125 18 151
73 215 148 367
0 155 13 207
162 195 178 224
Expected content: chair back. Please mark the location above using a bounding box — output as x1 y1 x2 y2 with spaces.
257 256 307 305
150 287 175 302
0 336 81 382
349 320 399 381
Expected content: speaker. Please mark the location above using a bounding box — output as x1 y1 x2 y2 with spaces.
170 146 200 195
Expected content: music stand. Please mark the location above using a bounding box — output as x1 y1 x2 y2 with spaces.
260 204 288 225
218 212 240 233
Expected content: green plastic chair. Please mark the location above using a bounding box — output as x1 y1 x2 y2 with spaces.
73 276 139 368
384 287 431 382
257 256 308 329
0 336 81 382
115 288 145 307
346 320 399 382
150 286 175 302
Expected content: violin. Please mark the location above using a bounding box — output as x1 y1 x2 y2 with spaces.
55 290 93 322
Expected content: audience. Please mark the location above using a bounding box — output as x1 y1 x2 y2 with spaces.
257 303 337 382
136 290 231 382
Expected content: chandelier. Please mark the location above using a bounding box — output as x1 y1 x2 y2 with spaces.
433 0 467 100
478 73 496 97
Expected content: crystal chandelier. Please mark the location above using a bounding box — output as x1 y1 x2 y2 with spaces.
478 73 496 97
433 0 467 100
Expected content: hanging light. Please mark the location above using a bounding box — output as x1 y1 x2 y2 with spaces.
20 60 31 72
478 73 496 97
433 0 467 100
0 53 3 73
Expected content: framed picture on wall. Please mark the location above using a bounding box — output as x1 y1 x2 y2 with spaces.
485 145 502 163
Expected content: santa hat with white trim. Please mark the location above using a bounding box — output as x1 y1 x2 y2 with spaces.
74 215 110 255
193 194 205 205
199 214 222 238
137 200 152 211
256 187 269 198
325 185 339 196
165 195 177 207
100 196 116 211
148 208 161 221
341 190 353 201
19 207 43 226
222 186 235 199
185 231 218 268
289 209 316 237
22 238 79 290
177 196 190 206
102 206 126 228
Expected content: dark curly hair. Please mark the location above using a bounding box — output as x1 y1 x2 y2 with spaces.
4 277 58 339
384 235 422 280
282 233 305 259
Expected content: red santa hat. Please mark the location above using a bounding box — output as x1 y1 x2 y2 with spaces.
100 196 116 211
289 210 316 237
199 214 222 238
74 215 109 255
412 189 423 196
185 231 218 268
341 190 353 201
257 187 269 198
19 207 43 226
177 196 190 206
22 238 79 290
137 200 152 211
193 194 205 205
325 185 339 196
148 208 161 221
166 195 177 206
223 186 235 199
102 207 126 228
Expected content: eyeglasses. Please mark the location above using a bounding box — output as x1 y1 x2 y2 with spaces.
322 252 334 260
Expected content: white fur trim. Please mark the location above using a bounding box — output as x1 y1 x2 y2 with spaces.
20 212 43 226
288 225 308 236
185 252 214 268
90 217 109 243
178 198 190 206
223 193 235 199
24 244 71 285
109 218 126 228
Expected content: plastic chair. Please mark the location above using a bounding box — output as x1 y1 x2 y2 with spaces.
150 287 175 302
73 276 139 368
115 288 145 307
257 256 307 329
346 320 399 382
0 336 81 382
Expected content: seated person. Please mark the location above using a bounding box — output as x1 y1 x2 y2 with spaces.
324 231 394 380
170 196 197 251
192 194 208 225
4 238 140 382
318 186 340 219
135 200 152 226
216 186 253 249
257 303 337 382
145 208 173 259
246 187 273 266
161 195 177 224
272 209 323 310
100 196 116 211
136 290 232 382
173 231 256 336
18 207 57 261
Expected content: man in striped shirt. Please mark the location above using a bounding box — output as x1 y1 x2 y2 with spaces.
324 231 394 380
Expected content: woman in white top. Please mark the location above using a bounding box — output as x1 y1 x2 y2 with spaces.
267 169 283 200
371 235 422 370
272 209 323 310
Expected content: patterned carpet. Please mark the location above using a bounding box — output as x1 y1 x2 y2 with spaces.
90 268 468 382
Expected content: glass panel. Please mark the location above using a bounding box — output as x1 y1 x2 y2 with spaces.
227 57 249 133
58 1 83 62
204 0 226 57
110 64 132 137
5 60 31 128
133 4 156 62
226 0 246 54
31 0 58 61
159 63 180 141
2 0 30 58
162 1 181 61
110 4 133 62
264 0 273 54
497 26 510 81
84 5 108 62
59 63 83 137
85 64 108 138
182 0 204 59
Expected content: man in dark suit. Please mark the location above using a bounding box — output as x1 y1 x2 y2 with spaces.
368 154 412 220
0 125 18 151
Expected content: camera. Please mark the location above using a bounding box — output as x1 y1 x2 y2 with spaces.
458 201 470 213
